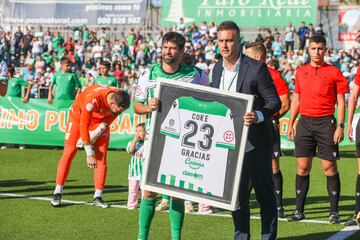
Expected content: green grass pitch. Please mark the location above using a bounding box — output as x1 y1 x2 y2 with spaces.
1 147 360 239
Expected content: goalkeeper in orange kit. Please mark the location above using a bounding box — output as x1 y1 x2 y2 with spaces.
50 84 130 208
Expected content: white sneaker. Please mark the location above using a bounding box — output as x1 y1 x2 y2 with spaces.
93 197 109 208
50 193 62 207
155 200 169 211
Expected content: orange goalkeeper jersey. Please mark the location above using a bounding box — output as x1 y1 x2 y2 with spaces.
71 84 121 142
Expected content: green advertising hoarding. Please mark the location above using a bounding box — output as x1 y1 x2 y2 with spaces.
161 0 318 27
0 97 145 149
0 96 355 150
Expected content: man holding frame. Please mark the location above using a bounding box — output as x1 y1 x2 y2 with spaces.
133 31 208 240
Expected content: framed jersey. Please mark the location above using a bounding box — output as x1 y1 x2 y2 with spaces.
141 78 254 211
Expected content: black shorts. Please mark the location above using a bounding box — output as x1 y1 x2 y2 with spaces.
355 118 360 157
294 115 339 161
272 119 282 159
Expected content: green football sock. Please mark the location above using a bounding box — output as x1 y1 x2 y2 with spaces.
138 198 156 240
162 194 170 201
169 198 185 240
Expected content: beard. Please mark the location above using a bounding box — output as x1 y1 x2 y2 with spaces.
162 54 177 64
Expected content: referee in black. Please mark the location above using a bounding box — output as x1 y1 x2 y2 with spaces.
286 35 348 223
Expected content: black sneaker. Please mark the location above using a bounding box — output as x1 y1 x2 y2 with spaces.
329 212 340 224
50 193 62 207
344 214 357 226
277 207 287 219
287 210 305 221
93 197 109 208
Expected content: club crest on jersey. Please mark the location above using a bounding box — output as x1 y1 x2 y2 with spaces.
172 101 177 108
223 131 234 142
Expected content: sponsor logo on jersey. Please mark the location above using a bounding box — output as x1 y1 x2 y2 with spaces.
182 170 203 180
223 130 234 142
185 158 204 170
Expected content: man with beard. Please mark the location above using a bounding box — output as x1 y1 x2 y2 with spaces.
50 85 130 208
134 31 208 240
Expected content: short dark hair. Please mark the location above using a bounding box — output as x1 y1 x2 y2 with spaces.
101 61 111 69
309 35 326 46
217 21 240 38
267 59 279 70
60 56 70 64
8 65 15 75
112 91 130 110
60 56 71 64
162 32 186 50
244 42 267 56
136 122 146 129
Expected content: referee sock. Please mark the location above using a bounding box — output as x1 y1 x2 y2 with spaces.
354 174 360 214
326 173 340 213
169 198 184 240
138 198 156 240
273 170 283 209
295 174 310 213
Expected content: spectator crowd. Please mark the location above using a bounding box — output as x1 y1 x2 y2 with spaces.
0 19 359 100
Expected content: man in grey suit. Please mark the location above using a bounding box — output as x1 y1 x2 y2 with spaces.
211 21 281 240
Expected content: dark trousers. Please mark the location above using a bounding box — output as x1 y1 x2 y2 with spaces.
285 41 294 52
232 148 277 240
299 39 306 50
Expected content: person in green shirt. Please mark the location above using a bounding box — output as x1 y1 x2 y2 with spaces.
95 61 118 87
127 28 136 57
78 70 88 90
48 57 81 104
6 65 31 103
51 32 64 51
83 28 90 46
56 42 66 60
42 49 54 66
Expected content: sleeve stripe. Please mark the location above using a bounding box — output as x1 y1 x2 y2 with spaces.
160 130 180 139
216 143 235 150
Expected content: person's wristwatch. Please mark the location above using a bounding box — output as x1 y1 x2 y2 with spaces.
336 123 344 129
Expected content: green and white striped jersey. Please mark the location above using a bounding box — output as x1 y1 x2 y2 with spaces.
134 62 209 129
158 96 236 197
126 140 145 180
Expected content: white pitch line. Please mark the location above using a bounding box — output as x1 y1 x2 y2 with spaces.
2 192 358 239
327 225 359 240
0 192 336 224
